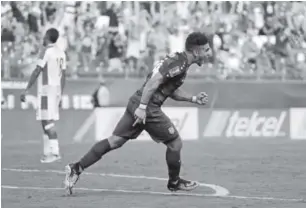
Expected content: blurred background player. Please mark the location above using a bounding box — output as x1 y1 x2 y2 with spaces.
20 28 67 163
64 32 210 194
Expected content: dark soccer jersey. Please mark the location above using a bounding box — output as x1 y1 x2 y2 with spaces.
131 52 189 107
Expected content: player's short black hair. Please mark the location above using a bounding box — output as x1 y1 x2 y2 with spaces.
46 28 59 43
185 32 209 51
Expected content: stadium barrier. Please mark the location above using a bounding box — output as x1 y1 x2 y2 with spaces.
2 80 306 109
2 80 305 141
199 109 290 139
2 107 306 141
290 108 306 140
1 110 95 144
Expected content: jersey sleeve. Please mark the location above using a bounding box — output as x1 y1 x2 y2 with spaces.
159 55 184 79
150 53 185 82
37 48 49 68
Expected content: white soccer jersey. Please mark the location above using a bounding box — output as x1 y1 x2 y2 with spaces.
37 44 66 91
36 44 66 121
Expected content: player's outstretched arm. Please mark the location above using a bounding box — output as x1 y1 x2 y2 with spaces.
170 88 193 102
171 89 208 105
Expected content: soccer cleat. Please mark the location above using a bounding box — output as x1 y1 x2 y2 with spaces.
40 154 61 163
167 177 199 192
64 163 80 195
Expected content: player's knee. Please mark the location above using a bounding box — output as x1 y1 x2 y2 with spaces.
43 122 57 139
107 135 127 149
166 137 182 152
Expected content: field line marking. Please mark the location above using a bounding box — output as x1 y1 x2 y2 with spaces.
2 168 229 197
1 185 217 197
222 195 305 202
1 185 304 202
3 168 306 202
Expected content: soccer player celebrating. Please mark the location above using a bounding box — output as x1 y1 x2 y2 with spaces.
64 32 211 193
21 28 67 163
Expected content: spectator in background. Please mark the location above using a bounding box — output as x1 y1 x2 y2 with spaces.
138 44 155 77
168 27 185 54
256 46 273 74
1 2 12 23
95 9 110 32
176 1 190 20
259 15 277 36
148 21 168 61
139 3 152 28
1 27 15 42
108 32 125 73
79 22 96 72
1 24 15 79
126 21 141 74
45 2 56 22
104 3 118 29
1 1 305 80
10 2 25 23
95 32 110 69
28 2 42 33
241 31 261 72
253 6 265 30
61 1 77 36
258 15 287 72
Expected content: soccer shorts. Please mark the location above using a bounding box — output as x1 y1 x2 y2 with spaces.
112 98 179 143
36 86 61 121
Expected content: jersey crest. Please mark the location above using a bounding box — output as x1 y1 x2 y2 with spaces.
168 66 181 77
168 126 175 134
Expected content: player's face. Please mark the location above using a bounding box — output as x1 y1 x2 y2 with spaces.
194 44 212 66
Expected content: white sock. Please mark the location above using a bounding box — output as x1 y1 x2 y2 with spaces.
43 134 51 155
49 139 60 155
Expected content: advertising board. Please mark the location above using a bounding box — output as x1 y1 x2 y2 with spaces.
290 108 306 140
201 109 289 138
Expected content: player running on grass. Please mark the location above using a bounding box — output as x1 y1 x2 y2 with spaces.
21 28 66 163
64 32 211 194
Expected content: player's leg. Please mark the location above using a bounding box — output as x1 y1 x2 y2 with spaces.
37 93 61 163
64 108 144 194
40 119 61 163
145 110 199 191
164 137 199 191
74 135 128 172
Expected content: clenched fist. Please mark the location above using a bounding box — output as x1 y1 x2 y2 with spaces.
192 92 208 105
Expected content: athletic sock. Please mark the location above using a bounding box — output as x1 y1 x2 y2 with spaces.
43 134 50 155
79 139 111 170
49 139 60 155
166 147 181 182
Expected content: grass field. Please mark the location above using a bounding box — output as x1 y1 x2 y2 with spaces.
2 135 306 208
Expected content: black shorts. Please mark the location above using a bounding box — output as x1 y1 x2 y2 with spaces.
112 99 179 143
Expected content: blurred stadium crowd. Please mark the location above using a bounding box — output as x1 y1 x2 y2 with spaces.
1 1 306 80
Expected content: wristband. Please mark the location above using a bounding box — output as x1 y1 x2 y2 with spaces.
191 96 197 103
139 103 147 110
